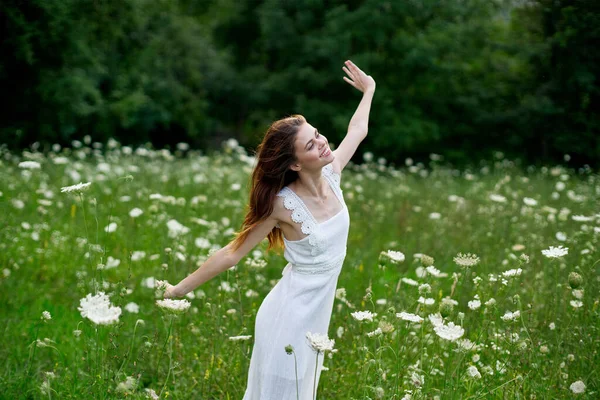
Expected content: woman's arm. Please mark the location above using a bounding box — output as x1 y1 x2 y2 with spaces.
332 60 376 171
164 212 279 298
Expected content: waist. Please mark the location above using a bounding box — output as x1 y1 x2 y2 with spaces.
290 252 346 275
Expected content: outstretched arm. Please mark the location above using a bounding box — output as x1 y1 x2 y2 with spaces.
163 213 279 298
332 60 376 172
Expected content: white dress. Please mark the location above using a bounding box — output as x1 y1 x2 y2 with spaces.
242 163 350 400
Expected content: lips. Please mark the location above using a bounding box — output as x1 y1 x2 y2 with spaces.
321 147 330 157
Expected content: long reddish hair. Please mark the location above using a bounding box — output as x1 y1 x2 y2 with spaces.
228 114 306 255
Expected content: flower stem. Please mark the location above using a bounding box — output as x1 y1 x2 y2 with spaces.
116 319 142 377
158 316 175 398
293 350 299 400
313 351 320 400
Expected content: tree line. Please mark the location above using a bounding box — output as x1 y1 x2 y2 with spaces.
1 0 598 167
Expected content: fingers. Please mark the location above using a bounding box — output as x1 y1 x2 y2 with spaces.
343 76 356 87
342 65 355 80
345 60 364 76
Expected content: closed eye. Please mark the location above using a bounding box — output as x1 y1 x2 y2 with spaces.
308 131 320 150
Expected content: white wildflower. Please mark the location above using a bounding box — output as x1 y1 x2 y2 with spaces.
429 212 441 220
104 222 117 233
500 310 520 321
569 380 586 394
467 365 482 379
502 268 522 278
124 302 140 313
60 182 92 194
351 310 377 322
306 332 335 353
571 215 593 222
428 313 444 328
397 312 424 323
417 296 435 305
367 328 383 337
541 245 568 258
489 194 507 203
402 278 419 286
453 252 480 268
569 300 583 308
129 208 143 218
78 292 122 326
156 299 191 313
467 299 481 310
228 335 252 341
166 219 190 238
426 265 443 277
116 376 137 393
434 322 464 341
19 161 41 169
380 250 405 264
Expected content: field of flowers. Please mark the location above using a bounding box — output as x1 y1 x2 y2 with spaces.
1 137 598 399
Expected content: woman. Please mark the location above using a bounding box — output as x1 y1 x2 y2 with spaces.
163 60 375 399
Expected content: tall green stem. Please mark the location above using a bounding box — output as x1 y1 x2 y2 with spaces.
313 351 320 400
159 316 175 398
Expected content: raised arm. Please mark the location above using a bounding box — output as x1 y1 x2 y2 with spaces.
332 60 376 172
164 212 279 298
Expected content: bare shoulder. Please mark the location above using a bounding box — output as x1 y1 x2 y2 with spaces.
272 190 289 224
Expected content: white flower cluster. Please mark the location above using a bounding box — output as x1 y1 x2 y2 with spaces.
541 245 569 258
380 250 405 264
500 310 520 321
402 278 419 286
569 380 586 394
228 335 252 341
428 312 464 341
167 219 190 238
502 268 522 278
61 182 92 194
367 328 382 338
156 299 191 313
78 292 122 325
18 161 41 169
417 296 435 305
129 208 143 218
453 252 480 268
351 310 377 322
396 312 423 323
434 321 464 341
306 332 335 353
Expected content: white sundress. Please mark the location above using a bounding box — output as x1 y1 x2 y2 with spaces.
242 163 350 400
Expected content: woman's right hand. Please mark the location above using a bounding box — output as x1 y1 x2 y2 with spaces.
342 60 376 94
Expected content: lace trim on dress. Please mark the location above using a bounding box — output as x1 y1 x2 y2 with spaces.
276 188 326 256
275 163 343 256
322 163 344 206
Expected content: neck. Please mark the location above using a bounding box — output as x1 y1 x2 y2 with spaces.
294 168 328 199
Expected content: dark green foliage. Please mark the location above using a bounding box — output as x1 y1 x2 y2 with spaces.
0 0 598 166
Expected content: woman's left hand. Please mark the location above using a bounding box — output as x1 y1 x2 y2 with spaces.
342 60 376 93
163 283 181 298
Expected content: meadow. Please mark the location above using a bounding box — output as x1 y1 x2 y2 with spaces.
1 138 598 399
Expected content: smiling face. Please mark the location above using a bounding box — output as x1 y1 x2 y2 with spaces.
290 122 334 172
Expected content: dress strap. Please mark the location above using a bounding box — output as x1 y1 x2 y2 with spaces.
322 163 345 206
275 187 318 234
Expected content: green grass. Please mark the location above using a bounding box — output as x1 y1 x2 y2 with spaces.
1 142 598 399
